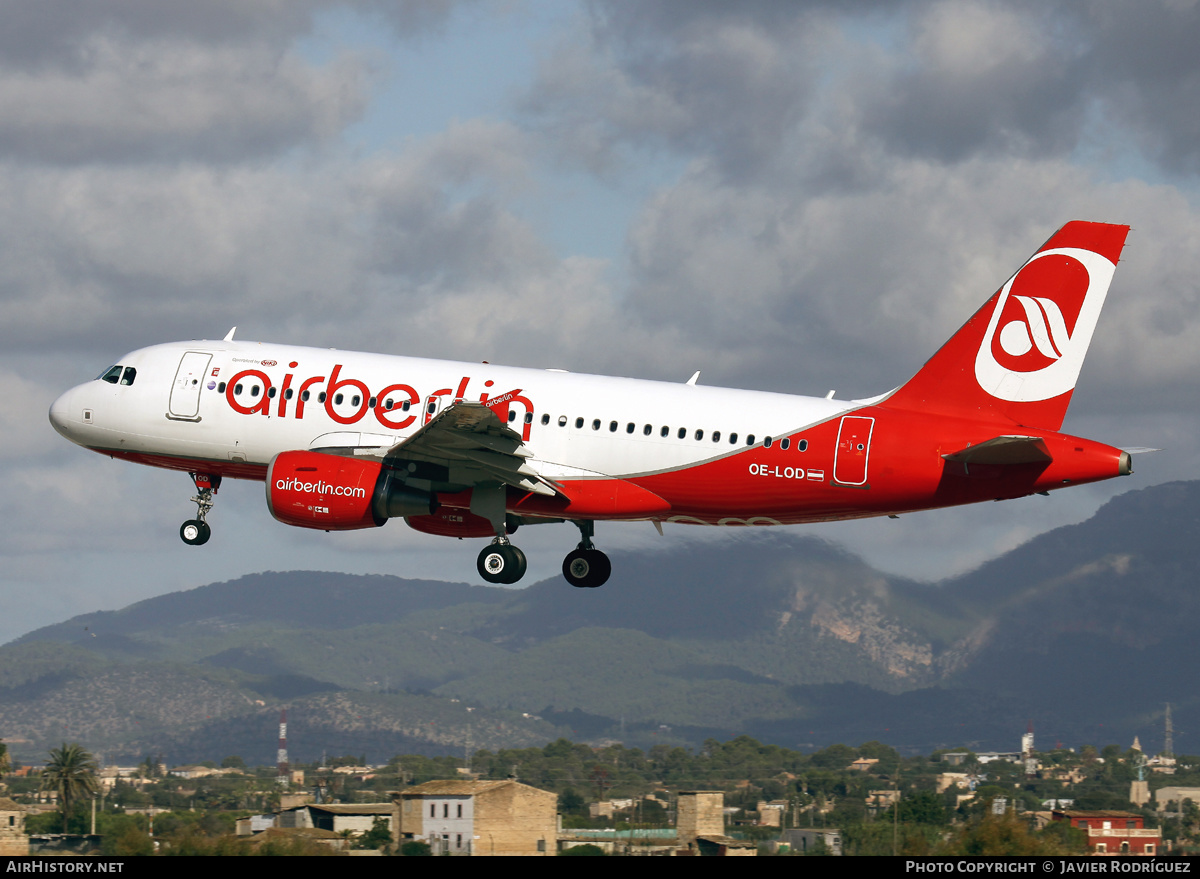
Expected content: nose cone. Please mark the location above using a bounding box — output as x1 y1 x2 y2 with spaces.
49 386 82 442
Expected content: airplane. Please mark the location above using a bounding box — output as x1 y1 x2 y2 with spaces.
50 221 1136 589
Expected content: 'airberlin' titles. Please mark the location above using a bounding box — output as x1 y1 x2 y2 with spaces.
274 478 366 498
221 364 535 440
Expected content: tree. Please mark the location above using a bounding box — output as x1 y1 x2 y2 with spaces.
44 743 98 830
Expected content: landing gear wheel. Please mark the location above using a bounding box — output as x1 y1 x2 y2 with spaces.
477 543 527 584
180 519 211 546
562 548 611 588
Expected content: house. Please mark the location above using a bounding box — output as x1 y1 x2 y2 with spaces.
394 779 557 856
1052 810 1161 856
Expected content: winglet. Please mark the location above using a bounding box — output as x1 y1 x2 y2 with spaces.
223 327 237 342
686 371 700 386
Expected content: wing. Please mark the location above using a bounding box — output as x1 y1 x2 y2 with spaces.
382 401 560 497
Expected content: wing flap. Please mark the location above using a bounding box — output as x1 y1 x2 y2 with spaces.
384 401 560 497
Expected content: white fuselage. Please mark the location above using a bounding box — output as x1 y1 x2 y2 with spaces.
51 339 856 489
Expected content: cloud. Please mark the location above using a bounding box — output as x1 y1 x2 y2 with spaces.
858 1 1086 161
0 38 370 164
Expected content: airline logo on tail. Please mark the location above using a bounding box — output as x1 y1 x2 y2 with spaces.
974 246 1117 402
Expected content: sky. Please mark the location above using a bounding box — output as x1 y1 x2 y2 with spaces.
5 0 1200 643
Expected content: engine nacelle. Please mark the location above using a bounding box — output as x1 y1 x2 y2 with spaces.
266 450 435 530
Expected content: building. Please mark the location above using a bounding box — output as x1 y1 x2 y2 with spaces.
676 791 756 857
1052 810 1161 856
277 803 393 837
394 779 557 856
1154 786 1200 814
779 828 842 856
0 798 28 856
756 800 786 827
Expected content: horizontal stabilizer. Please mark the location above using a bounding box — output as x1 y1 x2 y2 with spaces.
943 435 1052 467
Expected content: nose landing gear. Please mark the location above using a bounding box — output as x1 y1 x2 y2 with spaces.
180 472 221 546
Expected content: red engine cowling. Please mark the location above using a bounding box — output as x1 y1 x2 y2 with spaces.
405 510 496 538
267 450 386 530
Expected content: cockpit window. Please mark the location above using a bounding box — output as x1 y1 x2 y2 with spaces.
120 367 136 386
99 366 122 384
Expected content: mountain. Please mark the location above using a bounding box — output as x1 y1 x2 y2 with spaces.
2 481 1199 762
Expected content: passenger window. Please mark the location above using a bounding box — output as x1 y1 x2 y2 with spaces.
526 412 534 424
368 396 376 408
797 439 808 451
694 429 704 441
98 365 123 384
575 417 584 429
764 436 773 448
643 424 652 436
593 419 601 430
729 433 738 444
267 387 276 398
558 416 568 427
301 390 310 402
508 411 517 422
781 438 790 450
712 431 721 442
352 395 361 407
251 385 260 397
746 434 756 445
234 383 243 395
401 400 410 411
384 398 394 410
678 427 686 439
541 414 550 425
218 382 226 393
609 421 617 432
334 393 344 405
318 392 327 403
285 388 294 400
626 423 635 434
120 367 136 386
660 426 669 437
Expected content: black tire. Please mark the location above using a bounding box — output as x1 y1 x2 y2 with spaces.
180 520 211 546
477 544 526 584
562 548 611 588
505 545 528 584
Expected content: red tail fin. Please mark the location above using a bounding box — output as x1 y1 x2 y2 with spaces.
884 221 1129 430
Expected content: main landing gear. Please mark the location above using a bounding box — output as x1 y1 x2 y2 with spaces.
473 518 611 588
180 472 221 546
562 519 610 589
